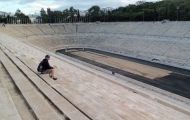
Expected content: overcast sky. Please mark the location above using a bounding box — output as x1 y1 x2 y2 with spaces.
0 0 158 15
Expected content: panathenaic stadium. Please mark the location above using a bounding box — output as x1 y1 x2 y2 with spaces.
0 22 190 120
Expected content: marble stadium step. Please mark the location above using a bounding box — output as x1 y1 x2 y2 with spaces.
0 64 22 120
4 49 90 120
17 54 110 119
0 50 63 120
17 48 190 120
1 35 190 120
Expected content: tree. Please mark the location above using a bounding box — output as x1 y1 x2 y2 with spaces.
40 8 48 23
89 6 101 15
62 9 70 18
13 9 30 24
0 15 6 23
69 7 77 17
88 6 101 22
40 8 46 16
15 9 25 18
47 8 51 16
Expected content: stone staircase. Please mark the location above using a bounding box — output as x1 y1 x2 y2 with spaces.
0 44 90 120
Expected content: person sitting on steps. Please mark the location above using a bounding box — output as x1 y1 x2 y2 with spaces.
41 55 57 80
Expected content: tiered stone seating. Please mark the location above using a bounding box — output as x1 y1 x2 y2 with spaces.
75 35 92 47
164 22 190 37
0 27 16 37
7 50 90 120
36 24 55 35
141 39 176 56
50 24 66 34
109 23 127 34
1 22 190 69
22 31 190 69
77 23 90 33
163 40 190 60
64 23 76 34
0 50 63 120
58 35 76 45
3 26 25 37
87 23 103 33
117 22 141 34
100 36 152 56
0 63 22 120
11 25 34 36
24 25 44 35
121 37 153 54
87 35 106 48
26 36 49 50
0 33 190 120
37 35 78 51
132 22 154 35
97 23 115 33
2 22 190 38
184 30 190 38
146 22 174 36
0 36 90 120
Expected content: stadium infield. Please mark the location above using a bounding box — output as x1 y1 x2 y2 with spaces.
57 48 190 99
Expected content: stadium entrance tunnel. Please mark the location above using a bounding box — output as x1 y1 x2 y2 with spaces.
56 48 190 99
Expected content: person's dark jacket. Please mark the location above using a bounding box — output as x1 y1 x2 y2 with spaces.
41 59 53 71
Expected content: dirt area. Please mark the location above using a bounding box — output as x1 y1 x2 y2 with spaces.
57 48 190 99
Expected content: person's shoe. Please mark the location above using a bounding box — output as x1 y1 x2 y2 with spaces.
49 74 52 78
53 77 57 80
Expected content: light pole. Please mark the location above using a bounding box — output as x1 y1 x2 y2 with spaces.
102 8 108 22
116 14 118 22
15 16 17 24
158 8 160 21
20 18 23 24
67 16 70 23
74 14 77 23
130 10 132 22
143 9 145 22
176 6 179 21
89 14 90 23
103 9 106 22
85 11 89 22
84 10 88 23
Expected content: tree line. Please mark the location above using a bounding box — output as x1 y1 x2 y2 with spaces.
0 9 31 24
1 0 190 24
110 0 190 22
39 0 190 23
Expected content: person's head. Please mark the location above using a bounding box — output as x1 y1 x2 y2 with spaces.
45 55 50 60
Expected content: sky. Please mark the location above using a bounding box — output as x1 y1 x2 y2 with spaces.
0 0 158 15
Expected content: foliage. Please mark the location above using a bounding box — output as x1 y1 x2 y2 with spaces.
0 15 6 23
40 0 190 22
5 9 31 24
40 7 78 23
5 0 190 23
108 0 190 21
